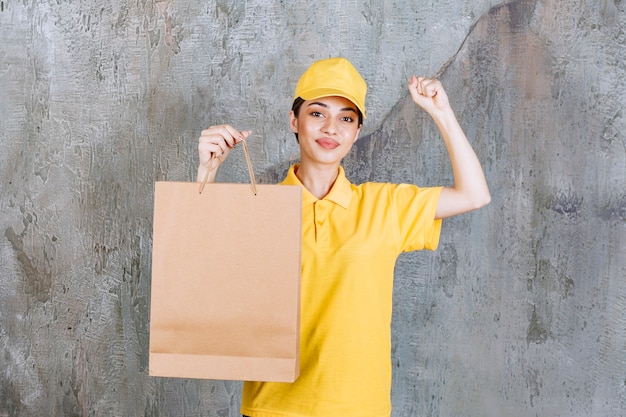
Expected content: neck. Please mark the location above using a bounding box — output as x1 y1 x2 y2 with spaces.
295 162 340 200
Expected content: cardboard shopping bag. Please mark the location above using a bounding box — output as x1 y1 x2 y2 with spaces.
149 144 302 382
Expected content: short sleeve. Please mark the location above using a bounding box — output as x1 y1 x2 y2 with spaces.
391 184 443 252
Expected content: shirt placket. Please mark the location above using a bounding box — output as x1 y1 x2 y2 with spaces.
313 200 331 246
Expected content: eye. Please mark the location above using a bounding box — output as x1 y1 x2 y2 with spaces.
341 116 354 123
310 111 323 118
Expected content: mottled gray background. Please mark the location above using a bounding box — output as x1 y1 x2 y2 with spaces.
1 0 625 416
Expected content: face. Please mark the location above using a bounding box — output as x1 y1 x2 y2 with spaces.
289 96 362 167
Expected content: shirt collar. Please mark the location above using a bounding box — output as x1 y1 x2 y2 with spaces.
281 164 352 209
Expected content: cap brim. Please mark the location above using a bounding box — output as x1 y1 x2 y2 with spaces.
299 88 366 119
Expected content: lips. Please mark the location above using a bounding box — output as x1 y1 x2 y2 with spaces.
316 138 340 149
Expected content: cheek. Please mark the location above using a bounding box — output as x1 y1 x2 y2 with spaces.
301 119 321 135
347 126 361 143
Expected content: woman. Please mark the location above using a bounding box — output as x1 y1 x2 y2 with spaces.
197 57 490 417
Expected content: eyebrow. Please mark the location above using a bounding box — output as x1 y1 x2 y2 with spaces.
306 101 358 114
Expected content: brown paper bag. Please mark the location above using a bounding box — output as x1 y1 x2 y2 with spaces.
149 149 301 382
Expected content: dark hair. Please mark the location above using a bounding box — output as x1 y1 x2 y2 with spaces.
291 96 364 142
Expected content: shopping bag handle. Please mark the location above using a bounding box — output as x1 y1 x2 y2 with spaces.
199 139 257 195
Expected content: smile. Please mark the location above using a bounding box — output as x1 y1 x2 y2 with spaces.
316 138 340 149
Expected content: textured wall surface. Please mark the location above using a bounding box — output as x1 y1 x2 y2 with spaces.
1 0 625 416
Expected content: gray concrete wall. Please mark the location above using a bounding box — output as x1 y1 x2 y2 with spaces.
1 0 624 416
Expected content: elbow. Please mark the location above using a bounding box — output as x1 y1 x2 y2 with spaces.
464 188 491 212
474 190 491 210
437 187 491 219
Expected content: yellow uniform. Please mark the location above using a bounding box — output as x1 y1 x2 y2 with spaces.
241 164 443 417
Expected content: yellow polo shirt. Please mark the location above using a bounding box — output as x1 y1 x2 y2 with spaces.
241 165 442 417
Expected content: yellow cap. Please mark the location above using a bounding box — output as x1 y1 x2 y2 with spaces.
294 57 367 118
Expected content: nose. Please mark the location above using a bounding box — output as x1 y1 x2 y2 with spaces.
322 117 337 135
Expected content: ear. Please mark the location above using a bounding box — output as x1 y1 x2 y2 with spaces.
289 111 298 133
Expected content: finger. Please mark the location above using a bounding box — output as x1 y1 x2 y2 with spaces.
198 126 253 165
426 80 440 98
199 127 237 157
200 125 236 149
219 125 247 147
417 77 440 98
415 76 424 96
198 135 228 158
408 75 423 101
409 76 430 104
206 125 252 148
240 130 252 142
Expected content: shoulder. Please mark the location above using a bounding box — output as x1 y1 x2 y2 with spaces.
351 181 432 196
351 182 442 210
